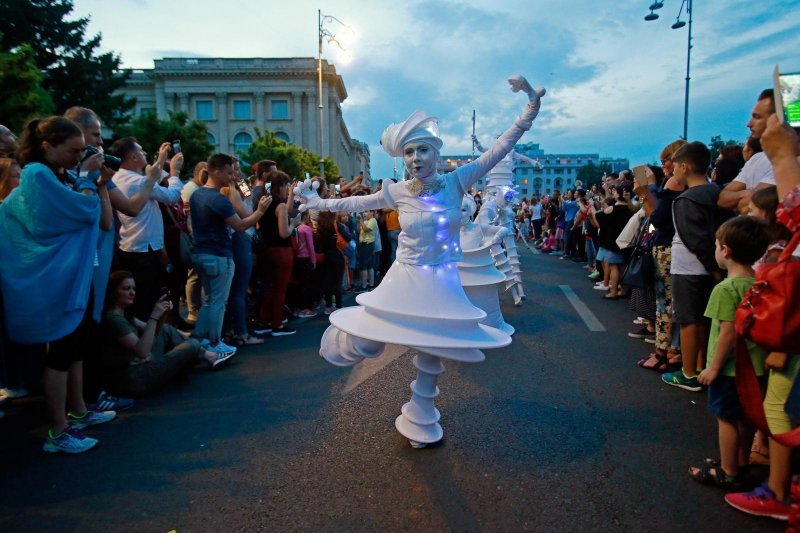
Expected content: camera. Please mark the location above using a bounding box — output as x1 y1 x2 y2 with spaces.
82 145 122 172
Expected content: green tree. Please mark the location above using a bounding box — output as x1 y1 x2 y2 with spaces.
0 42 55 132
576 162 612 187
708 134 742 163
0 0 134 129
239 129 339 181
116 111 213 179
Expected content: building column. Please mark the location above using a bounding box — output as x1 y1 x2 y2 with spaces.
155 80 167 119
254 91 265 132
292 92 302 145
216 92 229 151
178 92 189 114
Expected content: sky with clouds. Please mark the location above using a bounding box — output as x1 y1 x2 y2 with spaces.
73 0 800 178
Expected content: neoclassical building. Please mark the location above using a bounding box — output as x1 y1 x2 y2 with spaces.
121 57 370 179
437 142 629 197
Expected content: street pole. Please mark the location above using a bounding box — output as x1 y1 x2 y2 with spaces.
682 0 693 140
317 9 325 179
471 109 476 157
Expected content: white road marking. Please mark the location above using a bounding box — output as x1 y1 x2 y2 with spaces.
559 285 606 332
342 344 409 394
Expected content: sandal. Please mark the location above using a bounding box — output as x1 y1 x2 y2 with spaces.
637 353 665 370
637 352 677 373
749 444 770 466
688 464 743 488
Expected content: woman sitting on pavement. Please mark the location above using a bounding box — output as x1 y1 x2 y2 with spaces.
89 271 235 398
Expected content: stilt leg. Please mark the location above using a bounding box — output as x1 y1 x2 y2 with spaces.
395 352 444 447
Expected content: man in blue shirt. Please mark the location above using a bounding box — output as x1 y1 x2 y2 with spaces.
190 153 270 353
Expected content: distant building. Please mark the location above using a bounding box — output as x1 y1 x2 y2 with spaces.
119 57 370 180
437 141 629 198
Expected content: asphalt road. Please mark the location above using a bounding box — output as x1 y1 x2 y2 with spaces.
0 245 782 532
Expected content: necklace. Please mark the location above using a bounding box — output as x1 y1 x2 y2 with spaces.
407 176 443 197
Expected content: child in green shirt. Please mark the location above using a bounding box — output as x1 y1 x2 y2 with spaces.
689 216 771 487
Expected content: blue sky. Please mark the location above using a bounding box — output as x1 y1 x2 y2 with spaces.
74 0 800 179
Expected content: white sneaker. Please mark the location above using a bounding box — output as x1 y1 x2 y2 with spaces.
633 317 646 325
593 283 609 291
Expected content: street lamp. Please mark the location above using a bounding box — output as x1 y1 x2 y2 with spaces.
645 0 693 140
318 10 355 179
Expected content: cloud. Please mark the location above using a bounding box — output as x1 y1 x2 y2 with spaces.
71 0 800 178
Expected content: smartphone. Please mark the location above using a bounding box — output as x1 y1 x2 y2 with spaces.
238 179 252 198
774 65 800 128
172 140 182 154
159 286 170 300
632 164 650 188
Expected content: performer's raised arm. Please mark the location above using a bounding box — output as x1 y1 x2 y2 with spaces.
295 179 394 213
457 76 545 192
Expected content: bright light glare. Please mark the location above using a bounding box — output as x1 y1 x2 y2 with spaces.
337 50 353 65
338 26 357 45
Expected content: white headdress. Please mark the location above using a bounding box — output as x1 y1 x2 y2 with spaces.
380 110 443 157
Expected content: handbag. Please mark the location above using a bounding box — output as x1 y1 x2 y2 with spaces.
735 231 800 352
735 230 800 446
334 222 348 253
621 218 654 289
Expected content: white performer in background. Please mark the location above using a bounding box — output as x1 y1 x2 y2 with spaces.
458 194 514 335
295 75 544 448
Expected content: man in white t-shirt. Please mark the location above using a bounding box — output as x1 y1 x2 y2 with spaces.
718 89 776 214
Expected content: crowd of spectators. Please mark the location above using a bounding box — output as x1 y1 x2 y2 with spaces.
2 88 800 523
0 107 397 455
510 88 800 521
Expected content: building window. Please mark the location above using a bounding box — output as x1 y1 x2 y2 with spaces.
196 100 213 120
233 100 252 120
233 132 253 153
275 131 291 144
521 168 528 175
271 99 289 119
207 132 217 147
140 107 154 116
522 178 528 185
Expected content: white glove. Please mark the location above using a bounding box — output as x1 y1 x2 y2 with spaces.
508 74 546 130
294 179 321 212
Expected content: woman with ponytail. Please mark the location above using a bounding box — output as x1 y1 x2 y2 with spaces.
0 116 116 454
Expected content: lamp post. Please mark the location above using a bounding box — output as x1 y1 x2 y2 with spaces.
645 0 693 140
317 10 354 180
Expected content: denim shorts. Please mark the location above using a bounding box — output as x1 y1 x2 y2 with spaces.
597 247 624 264
708 375 765 422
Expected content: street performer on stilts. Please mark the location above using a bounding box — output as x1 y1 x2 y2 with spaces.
294 75 545 448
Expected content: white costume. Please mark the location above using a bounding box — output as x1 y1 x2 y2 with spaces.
296 76 544 447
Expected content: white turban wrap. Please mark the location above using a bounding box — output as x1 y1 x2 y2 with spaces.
380 110 443 157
